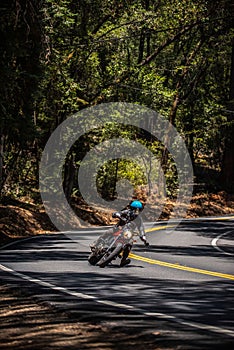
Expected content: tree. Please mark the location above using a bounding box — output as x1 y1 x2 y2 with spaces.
1 0 234 202
221 36 234 190
0 0 43 195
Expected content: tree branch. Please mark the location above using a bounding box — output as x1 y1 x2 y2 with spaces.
139 21 204 66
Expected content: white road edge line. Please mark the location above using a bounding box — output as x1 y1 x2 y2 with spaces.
211 230 234 256
0 263 233 338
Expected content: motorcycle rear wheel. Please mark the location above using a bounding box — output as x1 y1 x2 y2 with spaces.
88 253 100 266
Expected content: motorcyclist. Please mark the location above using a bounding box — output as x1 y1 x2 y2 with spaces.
111 200 149 267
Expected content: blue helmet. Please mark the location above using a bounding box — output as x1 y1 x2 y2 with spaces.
130 200 143 210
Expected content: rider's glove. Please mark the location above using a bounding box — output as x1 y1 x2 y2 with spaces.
140 235 149 246
121 216 128 223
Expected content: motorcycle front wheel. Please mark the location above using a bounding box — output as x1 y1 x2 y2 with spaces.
97 243 123 268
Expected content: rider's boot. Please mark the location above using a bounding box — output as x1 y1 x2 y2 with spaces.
120 245 131 267
120 258 131 267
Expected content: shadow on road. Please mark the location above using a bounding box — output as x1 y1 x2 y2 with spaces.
140 220 234 258
0 232 234 349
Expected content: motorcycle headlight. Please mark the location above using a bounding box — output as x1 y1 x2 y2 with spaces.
123 230 133 239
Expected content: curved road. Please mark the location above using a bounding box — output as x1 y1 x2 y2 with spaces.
1 217 234 347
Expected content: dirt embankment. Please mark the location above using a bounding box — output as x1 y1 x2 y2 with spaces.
0 191 234 246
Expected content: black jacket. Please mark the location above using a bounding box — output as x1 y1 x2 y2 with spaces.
113 209 146 240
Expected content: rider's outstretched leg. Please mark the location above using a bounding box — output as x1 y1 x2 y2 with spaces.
120 244 132 267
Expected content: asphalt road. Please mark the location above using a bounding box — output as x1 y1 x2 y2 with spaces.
0 217 234 348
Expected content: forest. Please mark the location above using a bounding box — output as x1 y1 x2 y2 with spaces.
0 0 234 230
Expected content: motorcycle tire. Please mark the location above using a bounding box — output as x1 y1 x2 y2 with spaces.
88 253 100 266
97 243 123 268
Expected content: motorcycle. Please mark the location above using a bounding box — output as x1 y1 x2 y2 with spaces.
88 222 138 268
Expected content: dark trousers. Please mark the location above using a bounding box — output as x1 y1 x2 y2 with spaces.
121 244 132 262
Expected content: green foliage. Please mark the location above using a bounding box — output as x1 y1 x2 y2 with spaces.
1 0 234 201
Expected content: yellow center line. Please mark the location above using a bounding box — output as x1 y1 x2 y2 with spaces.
145 216 234 233
129 253 234 280
134 218 234 281
145 224 176 233
209 216 234 221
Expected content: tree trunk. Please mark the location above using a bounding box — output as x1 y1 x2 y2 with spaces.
161 92 179 171
0 134 4 195
112 158 119 198
63 155 76 202
220 37 234 192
